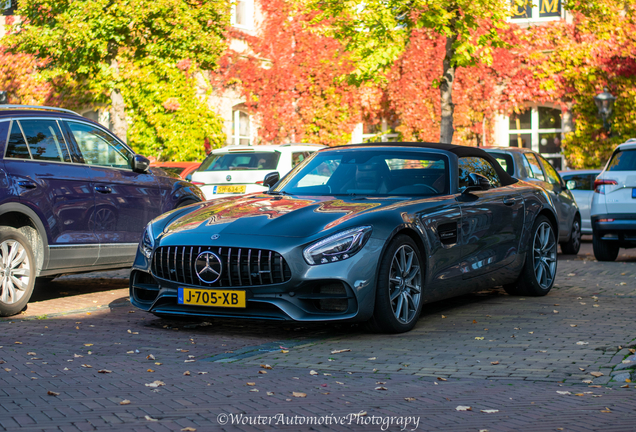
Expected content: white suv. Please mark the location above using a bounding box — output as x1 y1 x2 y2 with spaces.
590 139 636 261
191 143 325 200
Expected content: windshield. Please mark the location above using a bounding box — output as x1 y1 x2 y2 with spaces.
274 149 448 196
199 151 280 171
607 149 636 171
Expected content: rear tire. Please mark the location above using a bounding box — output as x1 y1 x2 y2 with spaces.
0 227 36 317
592 234 619 262
504 215 557 297
560 217 581 255
367 235 424 333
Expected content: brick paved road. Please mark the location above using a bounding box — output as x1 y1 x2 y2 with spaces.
1 241 635 432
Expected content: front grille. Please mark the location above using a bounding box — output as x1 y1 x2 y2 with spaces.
151 246 292 287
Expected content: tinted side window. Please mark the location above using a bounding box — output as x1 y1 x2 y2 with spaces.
67 122 132 168
607 149 636 171
539 155 562 185
20 120 70 162
6 121 31 159
458 157 502 190
0 121 9 154
523 153 545 181
487 152 515 176
563 174 592 191
292 151 311 167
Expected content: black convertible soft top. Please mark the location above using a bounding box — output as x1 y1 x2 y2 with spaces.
338 142 518 186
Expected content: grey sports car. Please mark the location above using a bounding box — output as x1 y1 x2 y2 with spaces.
130 143 560 333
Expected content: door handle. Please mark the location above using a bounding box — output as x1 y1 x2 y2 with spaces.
95 186 112 194
503 196 518 206
17 180 37 189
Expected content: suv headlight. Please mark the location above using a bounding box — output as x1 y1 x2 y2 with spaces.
140 222 155 259
303 226 372 265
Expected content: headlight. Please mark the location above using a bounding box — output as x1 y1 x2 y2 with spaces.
140 223 155 259
303 226 372 265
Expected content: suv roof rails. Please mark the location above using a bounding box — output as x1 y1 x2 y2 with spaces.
0 104 81 116
278 142 324 147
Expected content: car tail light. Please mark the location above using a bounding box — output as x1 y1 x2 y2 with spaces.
191 181 205 186
597 218 615 222
593 179 617 194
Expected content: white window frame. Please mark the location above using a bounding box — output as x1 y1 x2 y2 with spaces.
231 0 254 30
507 105 565 168
232 109 252 146
361 119 399 143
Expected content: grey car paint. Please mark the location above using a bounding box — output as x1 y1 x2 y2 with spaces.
559 170 601 235
130 145 558 324
483 147 580 243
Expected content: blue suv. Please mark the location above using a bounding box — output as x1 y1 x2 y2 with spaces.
0 105 205 316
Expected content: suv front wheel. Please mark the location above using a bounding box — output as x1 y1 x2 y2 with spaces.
0 227 36 316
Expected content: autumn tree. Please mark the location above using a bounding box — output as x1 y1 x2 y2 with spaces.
304 0 522 143
6 0 229 161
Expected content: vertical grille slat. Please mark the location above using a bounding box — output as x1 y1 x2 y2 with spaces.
152 246 291 288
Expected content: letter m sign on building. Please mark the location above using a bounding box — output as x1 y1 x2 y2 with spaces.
539 0 561 17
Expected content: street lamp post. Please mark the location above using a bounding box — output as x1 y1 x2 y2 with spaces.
594 87 616 133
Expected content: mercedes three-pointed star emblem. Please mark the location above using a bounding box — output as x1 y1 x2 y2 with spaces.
194 251 222 284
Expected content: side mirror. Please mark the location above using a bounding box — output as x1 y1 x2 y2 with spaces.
566 180 576 190
133 154 150 173
463 173 492 193
263 171 280 189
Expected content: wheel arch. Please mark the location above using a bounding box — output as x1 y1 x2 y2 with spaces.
0 203 49 275
374 223 430 284
538 207 559 235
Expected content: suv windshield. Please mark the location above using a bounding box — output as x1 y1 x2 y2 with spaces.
607 149 636 171
275 149 448 196
199 151 280 171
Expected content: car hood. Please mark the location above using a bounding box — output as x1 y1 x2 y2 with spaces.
162 193 402 238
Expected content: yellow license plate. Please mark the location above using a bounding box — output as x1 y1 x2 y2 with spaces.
178 288 246 308
214 185 246 194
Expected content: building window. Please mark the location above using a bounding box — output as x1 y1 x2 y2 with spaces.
508 106 564 170
232 110 251 146
361 118 399 142
231 0 253 29
510 0 563 23
2 0 17 15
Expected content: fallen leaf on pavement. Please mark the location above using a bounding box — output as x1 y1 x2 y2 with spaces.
147 354 155 360
437 377 447 381
260 364 273 369
579 368 585 371
491 361 499 365
119 400 130 405
441 315 446 318
553 310 559 314
145 415 158 422
258 370 267 374
455 406 472 411
81 364 92 368
246 382 256 386
556 391 571 395
292 392 306 398
621 385 629 388
336 381 344 385
582 380 592 384
281 350 289 353
98 370 112 374
576 341 589 345
376 381 386 385
27 352 36 355
330 349 351 354
629 349 636 354
267 392 274 396
481 409 499 413
181 428 196 432
590 372 603 377
147 369 154 373
145 380 165 388
473 320 477 324
310 370 318 375
368 357 376 360
570 325 577 327
250 389 259 392
183 371 190 376
47 391 59 396
475 337 484 340
600 407 611 413
404 397 416 402
198 372 208 375
84 344 93 347
375 386 388 391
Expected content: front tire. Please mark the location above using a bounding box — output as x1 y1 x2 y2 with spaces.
560 217 581 255
368 235 423 333
0 227 36 317
592 234 619 262
504 215 557 296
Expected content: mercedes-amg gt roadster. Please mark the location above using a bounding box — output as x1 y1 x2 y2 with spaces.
130 143 560 333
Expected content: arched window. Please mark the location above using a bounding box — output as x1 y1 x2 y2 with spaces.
232 109 251 146
508 106 564 169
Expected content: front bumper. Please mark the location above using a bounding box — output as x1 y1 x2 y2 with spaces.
592 213 636 247
129 236 384 322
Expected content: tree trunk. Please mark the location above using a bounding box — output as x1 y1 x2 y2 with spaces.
109 58 127 143
439 35 457 144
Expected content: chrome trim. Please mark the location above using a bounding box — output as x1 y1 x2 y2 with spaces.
227 247 232 287
268 251 273 284
237 249 242 286
257 250 263 285
279 255 284 281
247 249 252 285
49 243 138 248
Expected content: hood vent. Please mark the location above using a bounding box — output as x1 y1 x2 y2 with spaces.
152 246 292 287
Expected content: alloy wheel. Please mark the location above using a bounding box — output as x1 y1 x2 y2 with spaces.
533 222 557 289
0 239 31 305
388 245 422 324
571 220 581 251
